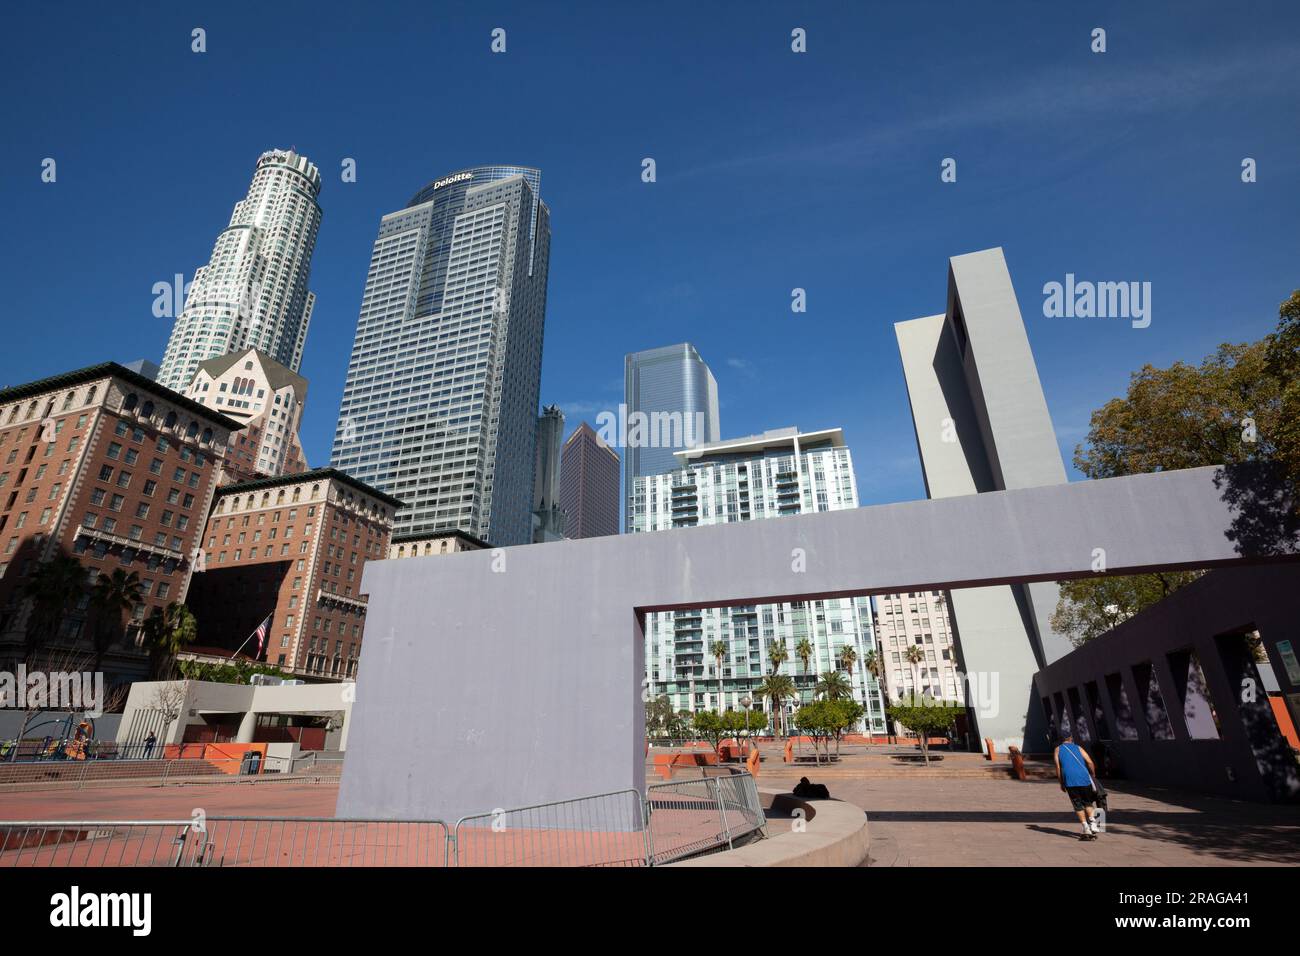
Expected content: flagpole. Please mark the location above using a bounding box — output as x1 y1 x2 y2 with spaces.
227 615 269 662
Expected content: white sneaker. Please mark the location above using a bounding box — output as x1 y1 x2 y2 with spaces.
1089 819 1101 834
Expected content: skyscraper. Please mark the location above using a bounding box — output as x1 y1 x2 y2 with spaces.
622 343 719 530
629 427 886 732
559 422 620 539
159 149 322 392
533 404 565 542
329 166 551 546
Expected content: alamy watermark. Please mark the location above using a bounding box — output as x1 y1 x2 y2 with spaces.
595 403 708 451
1042 274 1151 329
0 666 104 717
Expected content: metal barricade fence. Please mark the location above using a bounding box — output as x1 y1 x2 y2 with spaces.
0 818 450 867
0 755 346 792
0 771 765 867
451 788 647 867
645 775 736 865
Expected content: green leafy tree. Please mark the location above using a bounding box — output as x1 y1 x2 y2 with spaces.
886 697 963 765
793 699 863 763
88 569 143 671
831 700 864 757
1051 572 1202 646
1264 290 1300 502
645 694 675 738
22 551 87 659
1058 292 1300 639
692 710 728 758
664 709 692 741
722 707 765 754
176 659 287 685
794 700 834 764
141 603 197 680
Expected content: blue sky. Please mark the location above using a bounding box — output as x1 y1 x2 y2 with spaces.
2 1 1297 507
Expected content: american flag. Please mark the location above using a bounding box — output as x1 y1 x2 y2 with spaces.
251 614 271 658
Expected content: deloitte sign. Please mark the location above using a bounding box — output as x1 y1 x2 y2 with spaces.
433 171 473 190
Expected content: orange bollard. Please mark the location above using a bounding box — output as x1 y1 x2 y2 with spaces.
1007 746 1027 781
783 739 794 763
984 737 997 761
746 747 761 777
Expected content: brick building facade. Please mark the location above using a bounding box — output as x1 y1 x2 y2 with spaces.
186 468 400 678
0 364 238 682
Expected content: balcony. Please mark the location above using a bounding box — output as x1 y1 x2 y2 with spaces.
317 589 369 613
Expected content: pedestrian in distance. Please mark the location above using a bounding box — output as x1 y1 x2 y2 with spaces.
1054 731 1102 841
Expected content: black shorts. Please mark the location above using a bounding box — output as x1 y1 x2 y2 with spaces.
1066 786 1096 811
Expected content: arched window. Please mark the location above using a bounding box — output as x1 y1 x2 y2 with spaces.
311 484 320 499
292 487 301 503
61 391 75 411
141 401 154 418
186 421 199 439
123 393 138 412
201 428 213 445
165 411 178 429
86 386 97 404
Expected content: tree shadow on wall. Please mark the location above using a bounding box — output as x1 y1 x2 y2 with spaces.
1214 462 1300 558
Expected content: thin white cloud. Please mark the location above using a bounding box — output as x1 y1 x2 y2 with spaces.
678 42 1300 179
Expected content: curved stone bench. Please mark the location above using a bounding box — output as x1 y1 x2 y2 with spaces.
668 788 868 867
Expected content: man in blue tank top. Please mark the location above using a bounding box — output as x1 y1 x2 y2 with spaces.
1054 731 1101 840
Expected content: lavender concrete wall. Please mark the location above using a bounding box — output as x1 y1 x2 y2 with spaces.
338 465 1297 821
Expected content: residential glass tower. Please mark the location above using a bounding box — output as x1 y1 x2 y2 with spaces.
159 149 322 392
630 427 887 733
329 166 551 546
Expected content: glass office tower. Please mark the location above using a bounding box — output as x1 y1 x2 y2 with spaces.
329 166 551 546
622 343 720 530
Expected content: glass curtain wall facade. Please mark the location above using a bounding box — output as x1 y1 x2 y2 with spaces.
623 343 719 530
329 166 551 546
629 427 887 733
159 149 322 392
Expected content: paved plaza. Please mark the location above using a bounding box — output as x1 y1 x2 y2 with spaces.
846 777 1300 867
2 764 1297 867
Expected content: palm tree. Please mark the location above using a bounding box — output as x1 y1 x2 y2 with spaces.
838 644 859 732
21 552 87 659
756 674 796 738
767 641 788 675
794 636 813 681
864 649 890 741
89 569 144 671
142 602 198 680
816 669 852 701
709 640 728 713
904 645 925 699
